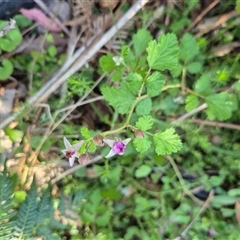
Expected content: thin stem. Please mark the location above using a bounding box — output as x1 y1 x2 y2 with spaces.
166 156 204 206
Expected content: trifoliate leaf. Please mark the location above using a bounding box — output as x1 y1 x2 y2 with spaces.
133 135 152 153
135 165 152 178
146 72 166 97
136 115 153 131
147 33 179 71
153 128 182 155
125 72 143 96
186 61 202 74
180 33 199 62
185 94 199 112
205 93 233 121
136 98 152 115
132 28 152 57
99 54 115 72
80 127 91 139
101 85 135 114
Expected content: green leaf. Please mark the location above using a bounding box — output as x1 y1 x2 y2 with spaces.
112 70 122 81
47 45 57 57
101 85 135 114
0 21 22 52
147 33 179 71
146 72 166 97
180 33 199 62
132 28 152 56
205 93 233 121
121 45 130 57
135 165 152 178
30 136 52 151
194 74 212 95
185 94 199 112
133 135 152 153
136 115 153 131
101 188 121 200
80 127 91 139
4 128 23 141
135 115 153 131
211 195 235 206
153 128 182 155
186 61 202 74
14 14 32 28
236 0 240 14
99 54 115 72
0 59 13 80
136 98 152 115
124 72 143 95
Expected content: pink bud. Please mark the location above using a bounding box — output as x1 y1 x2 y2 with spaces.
78 154 89 165
135 130 144 138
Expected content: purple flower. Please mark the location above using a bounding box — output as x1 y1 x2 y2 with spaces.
103 138 131 158
62 137 84 167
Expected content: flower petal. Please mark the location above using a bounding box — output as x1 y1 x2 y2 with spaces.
72 140 84 150
105 149 116 158
63 137 72 149
69 156 75 167
103 139 115 147
122 138 131 145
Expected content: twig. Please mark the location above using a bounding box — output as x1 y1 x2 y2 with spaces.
195 10 238 38
192 119 240 131
0 19 16 37
185 0 219 33
0 0 149 130
166 156 204 206
171 103 207 124
174 190 214 240
51 155 102 184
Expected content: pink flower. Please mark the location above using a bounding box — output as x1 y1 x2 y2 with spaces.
62 137 84 167
103 138 131 158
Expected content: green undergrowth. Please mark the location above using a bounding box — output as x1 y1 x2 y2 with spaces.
1 0 240 239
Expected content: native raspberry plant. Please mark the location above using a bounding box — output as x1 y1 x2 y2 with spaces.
62 32 183 165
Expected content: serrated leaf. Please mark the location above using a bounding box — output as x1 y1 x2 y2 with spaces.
135 115 153 131
153 128 182 155
124 72 143 95
133 135 152 153
180 33 199 62
99 54 115 72
146 71 166 97
136 98 152 115
132 28 152 56
147 33 179 71
185 94 199 112
80 127 91 139
101 85 135 114
135 165 152 178
186 61 202 74
205 93 233 121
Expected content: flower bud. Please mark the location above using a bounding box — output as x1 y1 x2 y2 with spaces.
93 134 104 146
135 130 144 138
78 154 89 165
